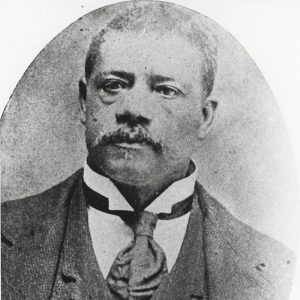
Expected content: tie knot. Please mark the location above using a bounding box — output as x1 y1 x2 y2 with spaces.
133 211 158 238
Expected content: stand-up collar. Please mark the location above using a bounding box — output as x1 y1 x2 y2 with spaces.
83 159 198 214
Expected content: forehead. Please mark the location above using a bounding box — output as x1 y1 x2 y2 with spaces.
93 30 204 85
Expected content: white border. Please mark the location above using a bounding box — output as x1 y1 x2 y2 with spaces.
0 0 299 298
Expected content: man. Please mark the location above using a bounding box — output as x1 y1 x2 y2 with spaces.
1 1 295 299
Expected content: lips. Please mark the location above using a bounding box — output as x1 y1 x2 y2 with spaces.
115 142 145 149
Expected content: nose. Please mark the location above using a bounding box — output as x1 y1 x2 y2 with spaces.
115 83 154 128
116 111 150 127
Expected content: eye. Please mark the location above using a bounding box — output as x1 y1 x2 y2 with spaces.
155 85 182 99
102 79 127 94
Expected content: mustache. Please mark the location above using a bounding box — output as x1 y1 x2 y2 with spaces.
95 127 163 152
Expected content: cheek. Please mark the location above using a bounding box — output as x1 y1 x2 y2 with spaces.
181 109 202 136
161 102 202 138
172 118 200 148
85 105 116 144
157 104 202 156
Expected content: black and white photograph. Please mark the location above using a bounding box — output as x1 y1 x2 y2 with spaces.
1 1 299 299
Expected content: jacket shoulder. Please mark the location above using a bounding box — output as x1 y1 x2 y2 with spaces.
196 181 294 257
196 182 296 299
1 169 84 299
1 169 83 236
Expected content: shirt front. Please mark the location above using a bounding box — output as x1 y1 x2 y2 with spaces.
84 160 198 278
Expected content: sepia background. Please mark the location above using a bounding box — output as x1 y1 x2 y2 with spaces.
1 2 299 297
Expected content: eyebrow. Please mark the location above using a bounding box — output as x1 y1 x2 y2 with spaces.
149 74 175 84
102 70 135 83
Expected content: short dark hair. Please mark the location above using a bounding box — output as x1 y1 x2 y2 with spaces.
85 1 217 98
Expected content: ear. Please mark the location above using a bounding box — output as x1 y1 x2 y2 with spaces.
198 98 218 140
79 76 87 125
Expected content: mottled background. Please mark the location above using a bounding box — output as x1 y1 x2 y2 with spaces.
0 1 298 250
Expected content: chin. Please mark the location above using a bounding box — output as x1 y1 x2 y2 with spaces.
89 145 161 185
107 158 158 185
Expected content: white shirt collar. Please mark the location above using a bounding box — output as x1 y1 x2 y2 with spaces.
83 159 198 214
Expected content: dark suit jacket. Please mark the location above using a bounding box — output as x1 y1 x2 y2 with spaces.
1 169 295 300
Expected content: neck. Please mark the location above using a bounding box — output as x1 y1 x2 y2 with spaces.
87 158 191 211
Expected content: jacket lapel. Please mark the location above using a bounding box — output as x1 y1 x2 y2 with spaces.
196 183 273 300
153 192 208 300
50 176 112 300
1 194 70 299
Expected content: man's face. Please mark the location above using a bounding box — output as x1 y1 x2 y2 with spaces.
80 31 216 185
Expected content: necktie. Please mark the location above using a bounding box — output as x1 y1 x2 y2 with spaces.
106 211 168 300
